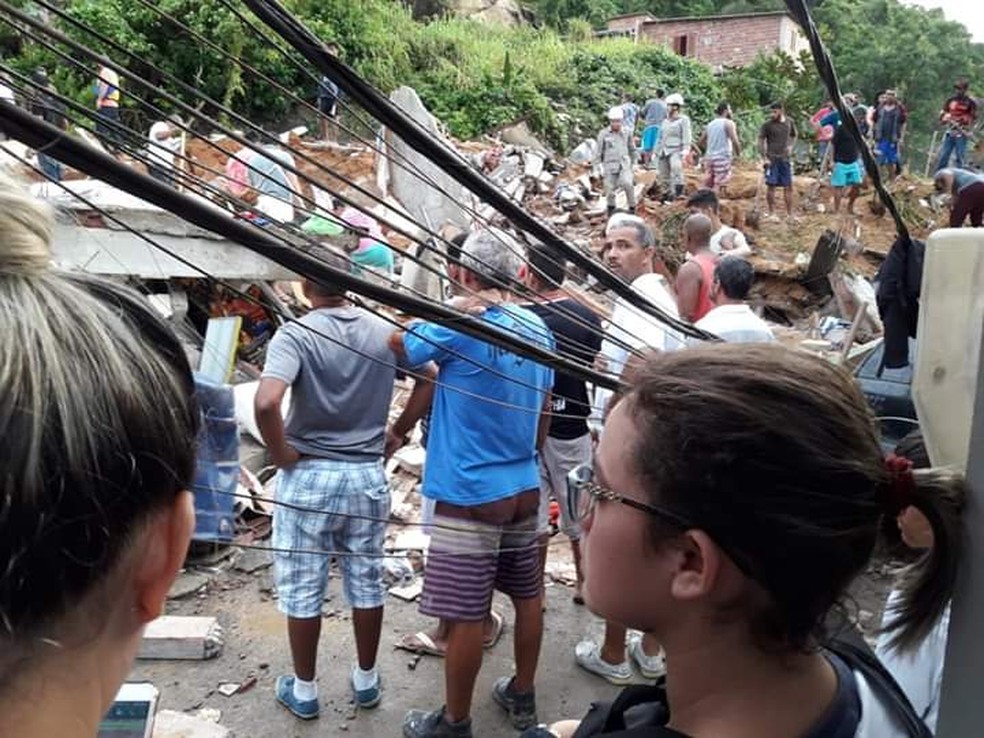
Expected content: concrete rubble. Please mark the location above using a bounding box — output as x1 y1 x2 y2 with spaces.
153 709 232 738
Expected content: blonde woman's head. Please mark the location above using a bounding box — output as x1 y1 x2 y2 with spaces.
0 174 199 727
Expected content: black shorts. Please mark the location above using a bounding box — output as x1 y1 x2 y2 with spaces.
318 98 337 117
96 106 124 148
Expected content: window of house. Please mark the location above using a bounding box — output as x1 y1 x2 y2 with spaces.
672 32 698 57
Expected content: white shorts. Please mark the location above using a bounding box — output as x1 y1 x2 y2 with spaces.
538 433 592 538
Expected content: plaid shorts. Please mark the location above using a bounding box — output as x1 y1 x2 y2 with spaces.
273 458 390 616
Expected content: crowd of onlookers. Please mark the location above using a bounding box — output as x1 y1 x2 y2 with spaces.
592 79 980 226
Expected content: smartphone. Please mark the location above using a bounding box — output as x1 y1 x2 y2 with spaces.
97 682 159 738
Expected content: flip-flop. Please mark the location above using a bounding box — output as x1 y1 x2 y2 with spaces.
395 610 505 657
395 631 446 657
483 609 505 650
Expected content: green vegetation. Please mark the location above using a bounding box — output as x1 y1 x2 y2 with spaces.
2 0 719 151
4 0 982 168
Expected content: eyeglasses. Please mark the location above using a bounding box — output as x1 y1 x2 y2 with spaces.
566 463 692 528
567 464 758 576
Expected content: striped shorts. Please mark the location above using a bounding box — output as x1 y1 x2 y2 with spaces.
703 156 733 188
420 494 541 622
273 458 390 616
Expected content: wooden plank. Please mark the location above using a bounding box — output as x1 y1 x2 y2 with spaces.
139 616 224 661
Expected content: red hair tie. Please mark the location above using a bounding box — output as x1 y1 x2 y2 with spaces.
882 453 916 513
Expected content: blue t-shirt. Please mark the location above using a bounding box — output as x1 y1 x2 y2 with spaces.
404 304 554 506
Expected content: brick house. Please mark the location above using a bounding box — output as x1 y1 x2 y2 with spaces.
602 11 810 70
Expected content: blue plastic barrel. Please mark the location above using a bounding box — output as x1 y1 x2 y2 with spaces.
192 373 239 542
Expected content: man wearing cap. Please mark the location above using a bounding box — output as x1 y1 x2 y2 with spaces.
936 80 977 172
872 89 907 180
656 93 692 201
594 106 636 217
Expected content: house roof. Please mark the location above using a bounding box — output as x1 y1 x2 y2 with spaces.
605 12 657 22
639 10 793 24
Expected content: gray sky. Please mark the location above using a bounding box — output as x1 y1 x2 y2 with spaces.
904 0 984 42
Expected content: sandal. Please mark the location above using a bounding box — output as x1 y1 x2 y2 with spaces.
484 609 505 649
395 631 446 657
395 610 505 658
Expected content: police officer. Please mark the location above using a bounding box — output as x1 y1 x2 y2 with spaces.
594 106 636 217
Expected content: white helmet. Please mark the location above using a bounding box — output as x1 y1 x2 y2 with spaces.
666 93 685 106
607 106 624 120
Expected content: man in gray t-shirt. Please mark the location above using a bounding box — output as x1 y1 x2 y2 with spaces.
255 253 434 719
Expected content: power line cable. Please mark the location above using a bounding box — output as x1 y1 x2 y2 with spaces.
8 145 612 421
238 0 716 342
8 0 639 360
0 103 621 393
784 0 909 243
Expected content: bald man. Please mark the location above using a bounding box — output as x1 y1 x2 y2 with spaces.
675 213 718 322
935 168 984 227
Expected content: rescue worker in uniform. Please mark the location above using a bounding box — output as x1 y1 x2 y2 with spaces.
594 106 636 217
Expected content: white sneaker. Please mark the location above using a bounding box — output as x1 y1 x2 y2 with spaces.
628 633 666 680
574 639 633 685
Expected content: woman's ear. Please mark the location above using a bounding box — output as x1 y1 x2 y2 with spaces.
668 530 725 602
133 491 194 623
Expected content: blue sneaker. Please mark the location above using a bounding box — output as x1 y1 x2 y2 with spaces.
275 675 319 720
351 667 382 709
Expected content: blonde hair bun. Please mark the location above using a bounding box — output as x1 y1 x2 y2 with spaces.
0 172 52 277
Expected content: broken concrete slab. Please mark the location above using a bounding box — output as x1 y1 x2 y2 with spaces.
385 86 471 233
140 616 224 660
523 152 545 180
496 120 552 156
568 138 596 165
168 571 212 600
233 547 273 575
393 445 426 476
153 710 232 738
389 579 424 602
802 230 845 296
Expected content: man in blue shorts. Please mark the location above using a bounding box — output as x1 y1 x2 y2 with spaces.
639 89 666 167
394 229 554 738
872 89 907 180
255 248 436 720
758 102 797 221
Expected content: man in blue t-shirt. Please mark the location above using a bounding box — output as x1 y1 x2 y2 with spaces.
392 229 554 738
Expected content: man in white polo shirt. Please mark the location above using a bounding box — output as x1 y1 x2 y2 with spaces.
695 256 775 344
591 214 683 425
580 214 681 685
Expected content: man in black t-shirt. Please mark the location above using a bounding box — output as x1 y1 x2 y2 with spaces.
819 106 864 215
28 69 67 182
523 243 602 605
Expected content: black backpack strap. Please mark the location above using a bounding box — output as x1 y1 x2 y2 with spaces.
826 629 933 738
572 684 684 738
